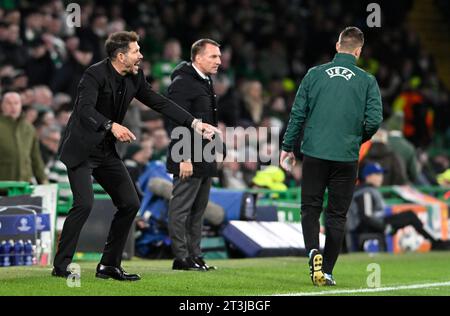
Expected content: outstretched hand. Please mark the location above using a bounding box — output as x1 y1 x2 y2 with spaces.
111 122 136 143
195 122 221 141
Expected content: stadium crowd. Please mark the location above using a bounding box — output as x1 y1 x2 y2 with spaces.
0 0 449 191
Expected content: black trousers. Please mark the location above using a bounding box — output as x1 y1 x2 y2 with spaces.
168 176 212 259
53 141 140 270
385 211 436 241
301 155 358 274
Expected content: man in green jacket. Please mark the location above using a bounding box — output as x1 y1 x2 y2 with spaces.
0 92 47 184
280 27 383 286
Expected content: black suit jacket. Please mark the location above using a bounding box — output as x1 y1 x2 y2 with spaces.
166 61 225 177
58 58 194 168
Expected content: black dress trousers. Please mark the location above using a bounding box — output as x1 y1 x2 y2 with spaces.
53 138 140 269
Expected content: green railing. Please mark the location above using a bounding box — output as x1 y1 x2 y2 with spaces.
1 182 448 219
250 186 449 222
57 182 110 215
0 181 33 196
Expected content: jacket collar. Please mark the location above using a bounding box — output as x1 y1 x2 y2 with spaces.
333 53 357 65
192 63 208 80
106 58 118 105
0 113 22 123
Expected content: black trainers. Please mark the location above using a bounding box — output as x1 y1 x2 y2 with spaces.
324 274 337 286
51 267 71 278
308 249 325 286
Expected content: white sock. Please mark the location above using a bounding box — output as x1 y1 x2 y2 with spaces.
308 249 318 259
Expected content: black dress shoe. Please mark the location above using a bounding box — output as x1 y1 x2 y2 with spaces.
192 256 217 271
51 267 73 278
95 264 141 281
172 257 207 271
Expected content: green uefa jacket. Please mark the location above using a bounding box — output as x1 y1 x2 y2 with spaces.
282 53 383 162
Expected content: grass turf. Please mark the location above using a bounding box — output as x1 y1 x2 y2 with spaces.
0 252 449 296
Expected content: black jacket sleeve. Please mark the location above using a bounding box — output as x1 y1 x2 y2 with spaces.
354 192 385 232
135 70 194 127
77 69 109 131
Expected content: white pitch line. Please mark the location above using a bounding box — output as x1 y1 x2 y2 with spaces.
276 281 450 296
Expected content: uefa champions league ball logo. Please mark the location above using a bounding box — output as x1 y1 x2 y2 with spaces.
17 217 31 232
36 216 45 231
398 231 422 252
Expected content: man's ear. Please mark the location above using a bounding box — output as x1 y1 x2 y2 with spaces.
117 52 125 63
354 47 362 58
335 42 340 52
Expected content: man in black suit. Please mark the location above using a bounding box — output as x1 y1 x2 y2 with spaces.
166 39 224 271
52 31 217 281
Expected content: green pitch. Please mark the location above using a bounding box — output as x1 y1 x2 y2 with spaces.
1 252 449 296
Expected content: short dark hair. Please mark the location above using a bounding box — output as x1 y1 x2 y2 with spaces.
191 39 220 62
105 31 139 59
338 26 364 50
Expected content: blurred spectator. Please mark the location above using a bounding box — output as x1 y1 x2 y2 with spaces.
54 102 72 129
219 149 247 189
33 85 53 108
361 128 408 185
215 73 240 127
39 124 68 184
151 127 170 162
35 108 57 132
152 39 182 93
23 9 44 43
239 80 265 126
0 0 447 193
416 149 440 185
25 37 56 86
19 87 35 106
258 39 289 82
285 162 303 188
77 13 108 63
392 77 434 149
10 70 28 90
347 163 450 251
437 169 450 187
386 113 420 184
0 92 47 184
124 139 154 185
22 104 39 125
51 40 93 99
252 166 287 191
0 23 27 68
117 99 143 158
217 45 235 85
51 93 72 110
266 96 289 125
141 111 165 132
39 124 61 165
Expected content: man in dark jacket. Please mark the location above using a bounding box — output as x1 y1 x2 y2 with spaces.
360 128 409 185
53 31 216 281
280 27 383 286
348 163 450 251
167 39 223 271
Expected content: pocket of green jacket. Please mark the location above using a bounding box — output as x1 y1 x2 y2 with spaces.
0 162 14 181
